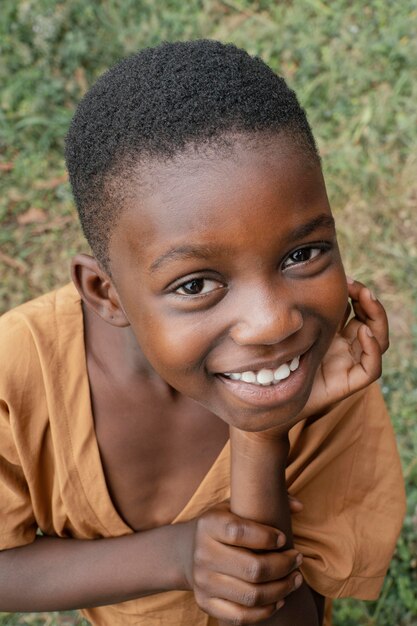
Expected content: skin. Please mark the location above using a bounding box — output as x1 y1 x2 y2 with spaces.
104 137 348 433
0 133 389 624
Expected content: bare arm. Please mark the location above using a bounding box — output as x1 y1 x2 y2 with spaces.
225 428 322 626
0 522 193 612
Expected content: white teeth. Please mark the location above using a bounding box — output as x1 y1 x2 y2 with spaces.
224 355 301 386
256 369 274 385
274 363 291 381
241 371 257 383
290 356 300 372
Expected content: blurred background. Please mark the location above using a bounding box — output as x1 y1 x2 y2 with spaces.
1 0 416 624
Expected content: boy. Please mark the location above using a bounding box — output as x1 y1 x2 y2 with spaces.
0 40 405 625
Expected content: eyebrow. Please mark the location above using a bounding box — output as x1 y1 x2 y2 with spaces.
149 244 226 273
149 213 336 273
289 213 336 242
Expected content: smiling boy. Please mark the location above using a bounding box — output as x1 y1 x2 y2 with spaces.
0 40 405 625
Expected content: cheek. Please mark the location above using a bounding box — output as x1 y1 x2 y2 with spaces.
316 267 348 337
133 309 212 375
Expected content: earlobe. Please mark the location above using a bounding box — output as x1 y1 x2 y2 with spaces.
71 254 130 327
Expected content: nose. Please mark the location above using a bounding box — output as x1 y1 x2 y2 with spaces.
230 286 303 346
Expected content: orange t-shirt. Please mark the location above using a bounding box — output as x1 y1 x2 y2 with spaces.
0 284 405 625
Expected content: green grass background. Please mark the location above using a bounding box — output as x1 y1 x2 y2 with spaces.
1 0 416 624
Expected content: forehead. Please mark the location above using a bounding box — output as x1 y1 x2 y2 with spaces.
110 135 329 270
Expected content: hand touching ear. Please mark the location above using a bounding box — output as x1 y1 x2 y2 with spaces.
344 276 389 353
299 277 388 420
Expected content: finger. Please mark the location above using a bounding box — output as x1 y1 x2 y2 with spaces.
198 595 280 625
340 316 361 345
346 278 371 326
348 282 371 323
195 541 302 582
347 324 382 389
196 568 302 608
347 280 389 353
341 316 362 343
346 276 367 301
345 291 388 352
288 494 303 514
198 509 286 549
358 290 389 353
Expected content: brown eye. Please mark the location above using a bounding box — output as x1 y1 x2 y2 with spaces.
175 278 223 296
179 279 204 295
283 247 321 268
292 249 312 262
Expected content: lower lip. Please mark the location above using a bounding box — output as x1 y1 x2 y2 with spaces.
216 352 312 409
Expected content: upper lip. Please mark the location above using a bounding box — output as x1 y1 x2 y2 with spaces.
216 345 312 375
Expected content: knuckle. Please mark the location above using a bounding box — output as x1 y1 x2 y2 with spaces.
195 515 209 536
245 557 266 582
241 587 261 607
197 508 229 536
192 565 208 587
224 520 245 543
193 545 207 567
193 587 209 612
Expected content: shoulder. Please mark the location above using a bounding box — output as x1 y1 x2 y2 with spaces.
0 283 81 400
0 282 80 334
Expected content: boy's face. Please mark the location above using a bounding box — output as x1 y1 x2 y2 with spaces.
109 134 347 432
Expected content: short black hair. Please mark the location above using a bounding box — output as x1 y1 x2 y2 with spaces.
65 39 319 272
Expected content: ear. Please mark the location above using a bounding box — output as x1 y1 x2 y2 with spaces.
71 254 130 327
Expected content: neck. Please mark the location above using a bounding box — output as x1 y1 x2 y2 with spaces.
82 301 174 396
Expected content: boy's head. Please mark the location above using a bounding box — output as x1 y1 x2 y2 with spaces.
68 40 347 432
65 39 319 273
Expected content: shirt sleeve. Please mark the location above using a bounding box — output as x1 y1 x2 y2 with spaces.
287 383 406 600
0 311 38 549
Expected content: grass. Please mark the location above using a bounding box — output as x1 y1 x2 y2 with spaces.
1 0 416 624
0 613 88 625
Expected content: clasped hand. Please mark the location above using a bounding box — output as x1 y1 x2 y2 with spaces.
185 500 304 624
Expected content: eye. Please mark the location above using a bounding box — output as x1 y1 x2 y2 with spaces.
175 278 223 296
282 246 323 268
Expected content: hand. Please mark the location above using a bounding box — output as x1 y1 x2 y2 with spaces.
185 502 303 624
299 277 389 420
288 494 303 514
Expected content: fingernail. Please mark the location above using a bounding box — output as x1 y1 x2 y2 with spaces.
366 326 374 337
346 276 355 284
368 289 377 301
277 533 286 548
294 573 303 588
276 600 285 610
296 553 303 566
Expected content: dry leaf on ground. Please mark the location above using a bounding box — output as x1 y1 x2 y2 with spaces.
17 207 48 225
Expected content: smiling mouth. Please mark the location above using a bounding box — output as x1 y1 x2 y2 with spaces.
221 356 300 387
